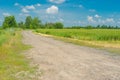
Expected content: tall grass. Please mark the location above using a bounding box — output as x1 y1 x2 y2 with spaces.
35 29 120 41
0 29 36 80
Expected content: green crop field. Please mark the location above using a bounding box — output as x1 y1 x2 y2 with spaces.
35 29 120 41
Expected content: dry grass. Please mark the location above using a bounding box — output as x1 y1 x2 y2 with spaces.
0 29 37 80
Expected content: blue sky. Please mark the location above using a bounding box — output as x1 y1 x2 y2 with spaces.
0 0 120 26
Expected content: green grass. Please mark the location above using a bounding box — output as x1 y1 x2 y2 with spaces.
0 29 37 80
35 29 120 54
35 29 120 41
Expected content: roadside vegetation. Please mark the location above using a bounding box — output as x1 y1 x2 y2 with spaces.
0 29 37 79
35 29 120 41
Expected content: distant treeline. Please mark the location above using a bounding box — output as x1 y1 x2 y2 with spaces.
1 16 64 29
66 25 120 29
1 15 120 29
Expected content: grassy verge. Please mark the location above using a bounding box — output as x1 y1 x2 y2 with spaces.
0 29 38 80
34 29 120 55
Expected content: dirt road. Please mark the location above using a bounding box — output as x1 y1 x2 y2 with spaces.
22 31 120 80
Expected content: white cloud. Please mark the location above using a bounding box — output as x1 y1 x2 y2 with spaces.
21 8 29 13
117 21 120 24
78 21 85 24
106 18 114 23
21 5 35 13
98 19 105 24
46 5 58 14
14 3 19 6
19 13 29 16
3 13 11 16
87 16 96 23
59 18 64 22
94 14 101 18
79 5 83 8
0 19 2 22
25 5 35 10
89 9 96 12
35 3 41 7
98 18 115 24
49 0 65 4
15 3 40 14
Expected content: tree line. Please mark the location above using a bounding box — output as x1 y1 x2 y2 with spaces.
1 15 120 29
66 25 120 29
2 16 64 29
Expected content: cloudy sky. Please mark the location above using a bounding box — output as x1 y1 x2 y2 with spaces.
0 0 120 26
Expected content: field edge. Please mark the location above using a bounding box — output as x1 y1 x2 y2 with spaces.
34 30 120 55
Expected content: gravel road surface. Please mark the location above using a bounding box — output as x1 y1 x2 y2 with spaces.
22 31 120 80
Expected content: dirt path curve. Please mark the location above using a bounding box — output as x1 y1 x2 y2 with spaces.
22 31 120 80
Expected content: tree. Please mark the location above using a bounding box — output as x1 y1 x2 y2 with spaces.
116 26 118 29
32 17 41 29
96 25 100 29
2 16 17 29
54 22 64 29
18 21 25 29
101 25 107 29
25 16 32 29
45 22 55 29
85 25 93 29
